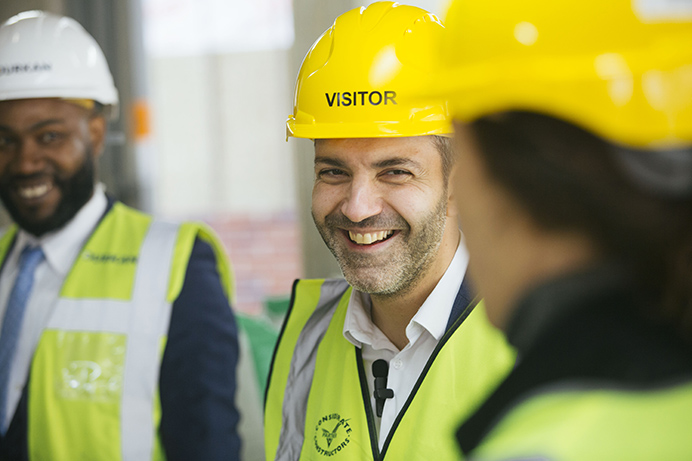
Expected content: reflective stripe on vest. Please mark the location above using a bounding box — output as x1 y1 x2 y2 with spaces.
265 279 515 461
271 279 352 461
469 380 692 461
26 210 179 460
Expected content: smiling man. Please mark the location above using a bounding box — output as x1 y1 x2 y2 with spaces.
263 3 515 460
311 137 455 349
0 11 241 460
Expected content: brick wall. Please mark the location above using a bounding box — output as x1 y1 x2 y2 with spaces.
206 211 303 315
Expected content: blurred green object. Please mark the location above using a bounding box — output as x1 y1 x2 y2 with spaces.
235 296 290 398
264 295 291 318
235 314 279 398
235 295 290 399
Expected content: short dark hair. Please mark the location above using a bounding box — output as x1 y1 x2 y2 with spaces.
467 111 692 340
431 135 455 182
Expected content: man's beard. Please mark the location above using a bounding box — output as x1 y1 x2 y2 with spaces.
313 194 448 298
0 152 96 237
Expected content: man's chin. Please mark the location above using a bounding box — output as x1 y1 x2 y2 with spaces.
341 267 399 296
7 201 74 237
12 216 60 237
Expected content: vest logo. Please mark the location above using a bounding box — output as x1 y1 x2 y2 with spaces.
60 360 123 402
313 413 352 457
83 251 138 264
325 91 397 107
0 62 52 77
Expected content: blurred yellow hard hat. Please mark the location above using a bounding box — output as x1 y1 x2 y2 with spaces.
437 0 692 148
287 1 451 139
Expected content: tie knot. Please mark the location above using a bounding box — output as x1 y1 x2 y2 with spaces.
19 245 44 270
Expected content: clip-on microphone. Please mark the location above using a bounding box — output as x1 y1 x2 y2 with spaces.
372 359 394 417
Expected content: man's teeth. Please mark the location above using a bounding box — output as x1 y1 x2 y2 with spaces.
18 184 51 199
348 230 394 245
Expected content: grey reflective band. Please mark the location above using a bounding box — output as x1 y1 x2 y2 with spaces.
46 219 179 460
615 146 692 198
120 220 178 460
45 298 135 332
275 279 350 461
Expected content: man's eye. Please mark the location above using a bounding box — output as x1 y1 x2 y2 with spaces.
0 135 16 149
384 169 412 177
318 168 347 178
38 131 63 144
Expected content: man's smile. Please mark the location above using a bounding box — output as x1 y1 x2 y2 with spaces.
347 229 395 245
14 180 54 201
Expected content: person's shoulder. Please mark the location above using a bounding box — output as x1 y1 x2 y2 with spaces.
102 200 154 223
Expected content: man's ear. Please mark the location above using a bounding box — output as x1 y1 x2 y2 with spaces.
88 115 107 158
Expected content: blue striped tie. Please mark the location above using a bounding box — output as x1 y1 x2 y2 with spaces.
0 245 44 435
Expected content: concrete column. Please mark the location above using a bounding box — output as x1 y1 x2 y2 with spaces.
59 0 144 209
0 0 66 21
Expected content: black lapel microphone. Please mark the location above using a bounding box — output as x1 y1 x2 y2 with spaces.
372 359 394 417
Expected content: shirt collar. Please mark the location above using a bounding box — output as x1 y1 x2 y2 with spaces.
343 289 398 352
15 183 108 276
410 238 468 341
343 235 469 349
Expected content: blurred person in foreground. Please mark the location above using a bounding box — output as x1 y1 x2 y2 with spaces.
0 11 241 459
264 3 514 460
430 0 692 458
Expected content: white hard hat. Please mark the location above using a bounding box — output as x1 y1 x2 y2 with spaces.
0 10 119 118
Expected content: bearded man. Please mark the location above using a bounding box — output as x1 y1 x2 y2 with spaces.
263 3 515 460
0 11 240 460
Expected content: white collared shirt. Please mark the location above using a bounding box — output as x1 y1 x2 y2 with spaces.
342 238 469 449
0 184 107 430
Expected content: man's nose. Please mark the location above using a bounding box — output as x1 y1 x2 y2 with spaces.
340 177 384 224
13 140 45 175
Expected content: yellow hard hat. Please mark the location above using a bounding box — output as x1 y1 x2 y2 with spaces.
436 0 692 148
287 1 451 139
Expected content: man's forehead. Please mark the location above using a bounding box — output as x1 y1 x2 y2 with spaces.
0 98 89 125
314 136 438 164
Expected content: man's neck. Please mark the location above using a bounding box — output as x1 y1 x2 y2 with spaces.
369 226 460 350
370 288 433 350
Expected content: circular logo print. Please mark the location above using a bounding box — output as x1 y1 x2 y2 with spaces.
314 413 352 456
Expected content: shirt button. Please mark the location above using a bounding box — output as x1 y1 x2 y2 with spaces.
392 359 403 369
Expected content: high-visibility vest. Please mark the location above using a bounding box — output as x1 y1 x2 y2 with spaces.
265 278 515 460
0 202 233 461
467 380 692 460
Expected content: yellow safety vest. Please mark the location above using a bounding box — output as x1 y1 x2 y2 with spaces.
265 279 515 460
0 202 233 461
468 380 692 460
